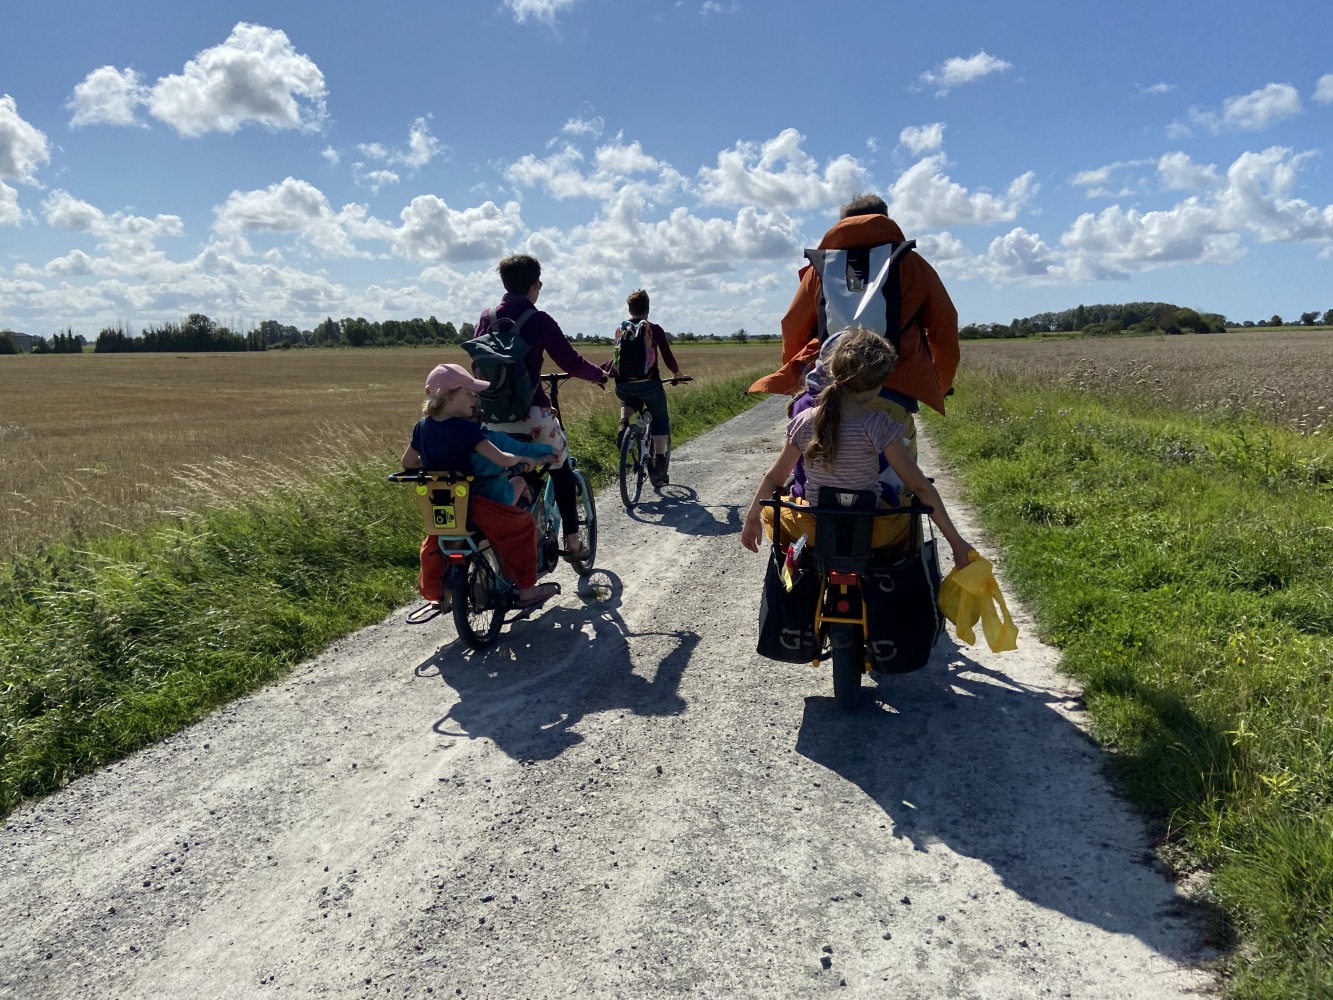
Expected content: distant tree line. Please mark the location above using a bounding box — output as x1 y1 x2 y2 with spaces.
961 302 1333 340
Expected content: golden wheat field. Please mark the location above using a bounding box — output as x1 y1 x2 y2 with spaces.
960 328 1332 434
0 345 778 554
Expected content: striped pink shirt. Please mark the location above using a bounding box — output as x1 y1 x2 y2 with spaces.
787 405 904 500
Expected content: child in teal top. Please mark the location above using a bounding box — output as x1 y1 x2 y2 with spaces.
473 428 553 505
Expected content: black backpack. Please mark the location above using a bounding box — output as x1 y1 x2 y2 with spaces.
460 307 537 423
805 240 917 350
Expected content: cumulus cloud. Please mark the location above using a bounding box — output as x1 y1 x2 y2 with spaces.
1184 82 1302 135
1067 159 1151 198
388 196 525 263
357 117 442 171
0 95 51 184
213 177 363 257
507 137 687 204
561 116 604 138
147 23 327 136
0 182 21 226
504 0 578 23
898 123 945 155
1157 151 1221 192
918 51 1012 97
68 67 150 127
887 154 1036 230
696 128 870 210
1315 74 1333 104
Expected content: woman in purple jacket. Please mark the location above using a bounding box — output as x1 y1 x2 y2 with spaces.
473 254 607 562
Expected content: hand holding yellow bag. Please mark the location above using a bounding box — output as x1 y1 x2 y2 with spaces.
937 551 1019 653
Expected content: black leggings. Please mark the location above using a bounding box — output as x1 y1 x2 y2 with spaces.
551 462 579 537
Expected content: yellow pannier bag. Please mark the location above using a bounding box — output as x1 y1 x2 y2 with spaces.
937 552 1019 653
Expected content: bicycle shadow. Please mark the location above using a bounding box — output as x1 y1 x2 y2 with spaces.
793 643 1225 961
415 569 694 761
625 484 742 538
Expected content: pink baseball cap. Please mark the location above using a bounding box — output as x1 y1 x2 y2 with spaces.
426 363 489 397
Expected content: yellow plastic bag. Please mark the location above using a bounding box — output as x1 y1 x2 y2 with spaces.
937 552 1019 653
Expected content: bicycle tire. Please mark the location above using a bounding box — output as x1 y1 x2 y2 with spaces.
452 546 505 649
830 623 864 712
619 423 643 509
569 468 598 576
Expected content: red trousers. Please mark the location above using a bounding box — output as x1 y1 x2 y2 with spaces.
418 495 538 601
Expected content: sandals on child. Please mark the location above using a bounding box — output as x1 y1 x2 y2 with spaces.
514 582 560 608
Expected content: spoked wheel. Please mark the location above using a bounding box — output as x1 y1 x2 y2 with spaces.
569 469 598 576
619 423 645 509
830 623 864 712
452 546 506 649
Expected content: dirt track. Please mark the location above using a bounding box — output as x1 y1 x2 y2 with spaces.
0 397 1219 999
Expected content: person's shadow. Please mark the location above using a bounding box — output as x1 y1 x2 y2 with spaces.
794 645 1227 960
624 484 742 538
415 569 694 761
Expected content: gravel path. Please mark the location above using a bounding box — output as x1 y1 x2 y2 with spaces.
0 396 1219 999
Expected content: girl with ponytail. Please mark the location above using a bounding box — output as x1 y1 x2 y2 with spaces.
741 326 974 570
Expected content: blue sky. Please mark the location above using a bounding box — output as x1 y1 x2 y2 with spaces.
2 0 1332 340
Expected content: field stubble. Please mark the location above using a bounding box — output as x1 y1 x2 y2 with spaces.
962 329 1331 434
0 345 777 555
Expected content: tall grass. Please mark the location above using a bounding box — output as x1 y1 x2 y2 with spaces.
0 371 766 817
925 370 1333 999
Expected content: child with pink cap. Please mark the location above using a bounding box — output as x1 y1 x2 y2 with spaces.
402 363 559 609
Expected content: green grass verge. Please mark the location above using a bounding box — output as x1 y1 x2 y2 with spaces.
0 372 765 817
924 371 1333 999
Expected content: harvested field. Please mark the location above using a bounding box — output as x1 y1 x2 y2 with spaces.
961 328 1331 434
0 345 778 554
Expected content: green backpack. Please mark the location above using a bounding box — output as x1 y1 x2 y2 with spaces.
461 307 537 423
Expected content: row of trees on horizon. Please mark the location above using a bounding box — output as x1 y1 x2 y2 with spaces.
5 301 1333 355
961 302 1333 340
0 313 769 355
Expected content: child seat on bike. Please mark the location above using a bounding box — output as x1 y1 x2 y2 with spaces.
410 471 476 538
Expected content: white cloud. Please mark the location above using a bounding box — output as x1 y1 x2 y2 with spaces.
507 137 687 204
696 128 870 210
68 67 150 127
212 177 362 257
1214 146 1333 243
1185 82 1302 134
898 123 945 155
321 146 341 166
1139 82 1175 96
887 154 1036 230
389 196 525 263
353 167 400 194
1068 159 1151 198
561 116 604 138
0 95 51 184
1157 152 1221 192
701 1 739 14
0 182 21 226
357 117 442 170
918 51 1012 97
43 189 184 244
44 249 96 276
504 0 578 23
147 23 327 137
1315 74 1333 104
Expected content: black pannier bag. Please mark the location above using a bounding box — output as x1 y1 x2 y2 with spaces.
756 546 820 663
862 533 945 674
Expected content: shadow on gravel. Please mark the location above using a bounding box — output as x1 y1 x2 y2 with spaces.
624 484 742 538
794 646 1225 964
415 569 693 762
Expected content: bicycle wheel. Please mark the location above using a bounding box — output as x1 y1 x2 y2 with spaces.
452 546 506 649
569 468 598 576
618 421 644 509
829 623 864 712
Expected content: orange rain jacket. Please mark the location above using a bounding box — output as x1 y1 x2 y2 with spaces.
747 214 960 414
